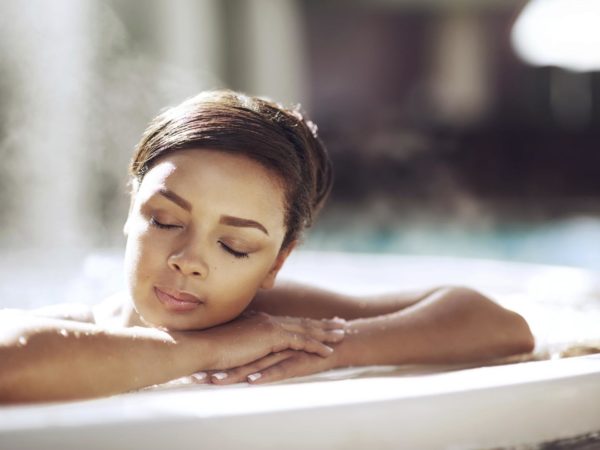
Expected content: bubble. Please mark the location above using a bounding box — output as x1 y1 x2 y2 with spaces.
59 328 68 337
18 336 27 345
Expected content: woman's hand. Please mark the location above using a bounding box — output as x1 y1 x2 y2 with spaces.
0 309 344 403
197 349 341 385
189 287 535 385
174 311 346 373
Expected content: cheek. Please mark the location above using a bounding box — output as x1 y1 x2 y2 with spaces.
211 256 274 299
123 239 144 295
124 228 164 288
205 269 265 324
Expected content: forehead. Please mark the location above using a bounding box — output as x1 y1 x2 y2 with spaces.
138 149 287 225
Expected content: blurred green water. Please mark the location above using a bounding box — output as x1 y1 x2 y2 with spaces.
305 217 600 270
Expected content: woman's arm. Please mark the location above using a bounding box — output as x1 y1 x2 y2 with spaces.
251 281 445 319
29 303 95 323
0 310 344 403
214 286 534 384
334 286 534 366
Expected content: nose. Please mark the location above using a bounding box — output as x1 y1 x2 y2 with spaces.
168 246 209 279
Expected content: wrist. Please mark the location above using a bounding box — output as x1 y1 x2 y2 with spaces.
332 320 369 368
166 329 215 373
334 317 405 367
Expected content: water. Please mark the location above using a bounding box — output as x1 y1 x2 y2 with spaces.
1 216 599 310
306 217 600 271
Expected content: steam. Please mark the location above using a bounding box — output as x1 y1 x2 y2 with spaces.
0 0 225 251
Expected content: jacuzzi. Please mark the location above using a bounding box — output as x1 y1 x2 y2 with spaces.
1 251 599 449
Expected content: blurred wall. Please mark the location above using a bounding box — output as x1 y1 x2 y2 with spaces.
0 0 599 267
0 0 307 251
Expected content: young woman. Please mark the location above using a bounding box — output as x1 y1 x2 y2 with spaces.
0 91 534 403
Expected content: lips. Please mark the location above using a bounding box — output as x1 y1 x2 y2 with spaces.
154 287 204 313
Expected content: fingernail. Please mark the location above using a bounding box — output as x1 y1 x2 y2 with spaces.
212 372 228 381
192 372 207 381
247 373 262 382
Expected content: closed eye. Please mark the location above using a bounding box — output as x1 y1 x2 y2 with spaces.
149 216 249 258
150 217 181 230
219 241 249 259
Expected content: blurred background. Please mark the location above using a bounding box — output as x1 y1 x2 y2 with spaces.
1 0 599 304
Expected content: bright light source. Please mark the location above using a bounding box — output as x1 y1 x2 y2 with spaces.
511 0 600 72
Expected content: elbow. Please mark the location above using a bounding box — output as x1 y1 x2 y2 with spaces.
507 310 535 354
443 286 536 358
0 350 21 404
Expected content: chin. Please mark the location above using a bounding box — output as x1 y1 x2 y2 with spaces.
140 309 226 332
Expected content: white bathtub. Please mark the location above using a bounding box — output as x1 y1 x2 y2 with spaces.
1 251 599 449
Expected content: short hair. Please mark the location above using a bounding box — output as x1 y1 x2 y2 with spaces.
129 90 333 249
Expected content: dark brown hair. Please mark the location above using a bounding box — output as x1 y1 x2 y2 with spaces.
129 90 333 249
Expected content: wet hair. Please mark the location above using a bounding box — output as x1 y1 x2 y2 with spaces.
129 90 333 250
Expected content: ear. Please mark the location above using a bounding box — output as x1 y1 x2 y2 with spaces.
260 241 297 289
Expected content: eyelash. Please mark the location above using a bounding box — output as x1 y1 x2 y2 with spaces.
150 217 179 230
218 242 249 259
150 217 249 259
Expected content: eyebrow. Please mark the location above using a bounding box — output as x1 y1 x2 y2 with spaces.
158 188 192 212
157 188 269 236
220 215 269 236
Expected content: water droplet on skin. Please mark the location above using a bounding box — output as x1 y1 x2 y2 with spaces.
73 331 81 338
59 329 68 337
18 336 27 345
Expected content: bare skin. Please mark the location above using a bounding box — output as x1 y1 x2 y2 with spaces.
0 282 534 401
203 283 535 385
0 150 534 403
0 307 345 403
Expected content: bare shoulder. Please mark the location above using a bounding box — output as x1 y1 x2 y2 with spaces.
20 291 128 325
92 291 131 327
28 302 96 323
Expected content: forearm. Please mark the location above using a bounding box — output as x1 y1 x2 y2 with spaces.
212 287 535 385
253 282 445 319
334 287 535 367
0 309 344 403
0 312 209 403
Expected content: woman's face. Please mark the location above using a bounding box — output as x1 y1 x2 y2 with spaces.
124 149 290 331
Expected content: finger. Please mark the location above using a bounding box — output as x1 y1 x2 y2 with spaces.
305 327 345 344
323 328 345 343
280 317 346 339
211 351 296 385
324 317 347 329
281 316 345 331
280 318 346 343
247 355 316 384
190 371 210 384
275 334 334 357
210 371 230 384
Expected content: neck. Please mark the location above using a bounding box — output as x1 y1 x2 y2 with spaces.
94 292 148 328
121 299 147 328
